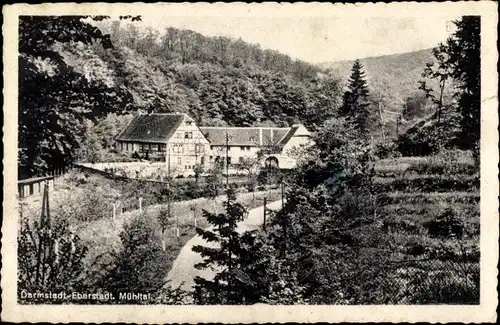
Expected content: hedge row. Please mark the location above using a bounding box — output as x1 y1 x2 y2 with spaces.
374 175 479 193
378 192 480 205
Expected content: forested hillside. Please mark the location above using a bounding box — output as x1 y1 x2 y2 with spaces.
19 17 343 178
19 17 453 178
66 20 342 129
319 49 443 112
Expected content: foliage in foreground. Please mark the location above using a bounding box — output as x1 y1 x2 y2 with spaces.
18 217 88 298
198 114 480 305
398 16 480 158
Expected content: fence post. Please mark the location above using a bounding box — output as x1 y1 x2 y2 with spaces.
263 197 267 231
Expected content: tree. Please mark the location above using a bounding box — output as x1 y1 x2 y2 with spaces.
402 93 429 120
18 16 137 178
192 188 250 304
449 16 481 152
18 218 88 297
224 117 388 304
418 16 480 154
341 60 371 134
101 214 170 294
418 43 454 124
18 185 88 299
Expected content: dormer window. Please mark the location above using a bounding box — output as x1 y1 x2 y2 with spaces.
186 121 192 126
249 136 255 142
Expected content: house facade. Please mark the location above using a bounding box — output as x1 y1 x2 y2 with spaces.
115 113 312 174
115 113 211 174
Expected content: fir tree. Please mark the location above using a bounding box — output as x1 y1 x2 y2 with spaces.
341 60 371 133
450 16 480 153
417 16 480 159
192 187 252 304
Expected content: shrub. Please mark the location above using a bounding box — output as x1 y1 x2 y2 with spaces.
403 260 479 304
375 175 479 193
423 208 465 239
99 214 170 294
374 141 402 159
396 113 461 157
18 217 88 300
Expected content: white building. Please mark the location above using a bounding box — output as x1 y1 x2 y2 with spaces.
115 113 312 174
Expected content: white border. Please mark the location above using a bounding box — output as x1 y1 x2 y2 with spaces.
2 2 498 323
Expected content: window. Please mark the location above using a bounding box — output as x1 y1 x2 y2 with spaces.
177 157 182 165
209 156 213 160
195 144 205 154
173 144 184 153
158 144 166 152
227 157 232 164
240 146 245 151
249 136 255 142
210 146 214 150
185 132 193 139
239 157 244 163
201 157 205 164
186 121 192 126
126 143 129 151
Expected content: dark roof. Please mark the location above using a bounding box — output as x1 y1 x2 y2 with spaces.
200 127 290 146
115 113 184 143
277 125 300 146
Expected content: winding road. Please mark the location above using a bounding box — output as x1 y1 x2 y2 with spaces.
166 199 283 291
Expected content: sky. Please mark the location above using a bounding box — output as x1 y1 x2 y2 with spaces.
126 15 460 64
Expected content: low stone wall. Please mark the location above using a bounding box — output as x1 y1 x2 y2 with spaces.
78 161 169 180
77 161 248 180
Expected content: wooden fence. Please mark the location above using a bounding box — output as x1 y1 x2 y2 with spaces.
18 176 55 198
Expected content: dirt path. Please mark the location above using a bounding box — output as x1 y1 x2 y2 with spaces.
166 199 283 291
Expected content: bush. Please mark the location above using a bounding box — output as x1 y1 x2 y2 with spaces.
396 113 461 156
423 208 465 239
99 214 171 294
18 217 88 299
375 175 479 193
374 142 402 159
403 263 479 304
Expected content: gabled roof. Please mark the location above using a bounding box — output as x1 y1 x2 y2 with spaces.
277 125 300 146
115 113 184 143
199 127 290 146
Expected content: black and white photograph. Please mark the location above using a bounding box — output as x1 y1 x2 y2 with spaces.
2 2 498 323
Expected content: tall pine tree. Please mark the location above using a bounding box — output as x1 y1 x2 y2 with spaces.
450 16 480 153
192 187 251 304
341 60 371 134
417 16 480 158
